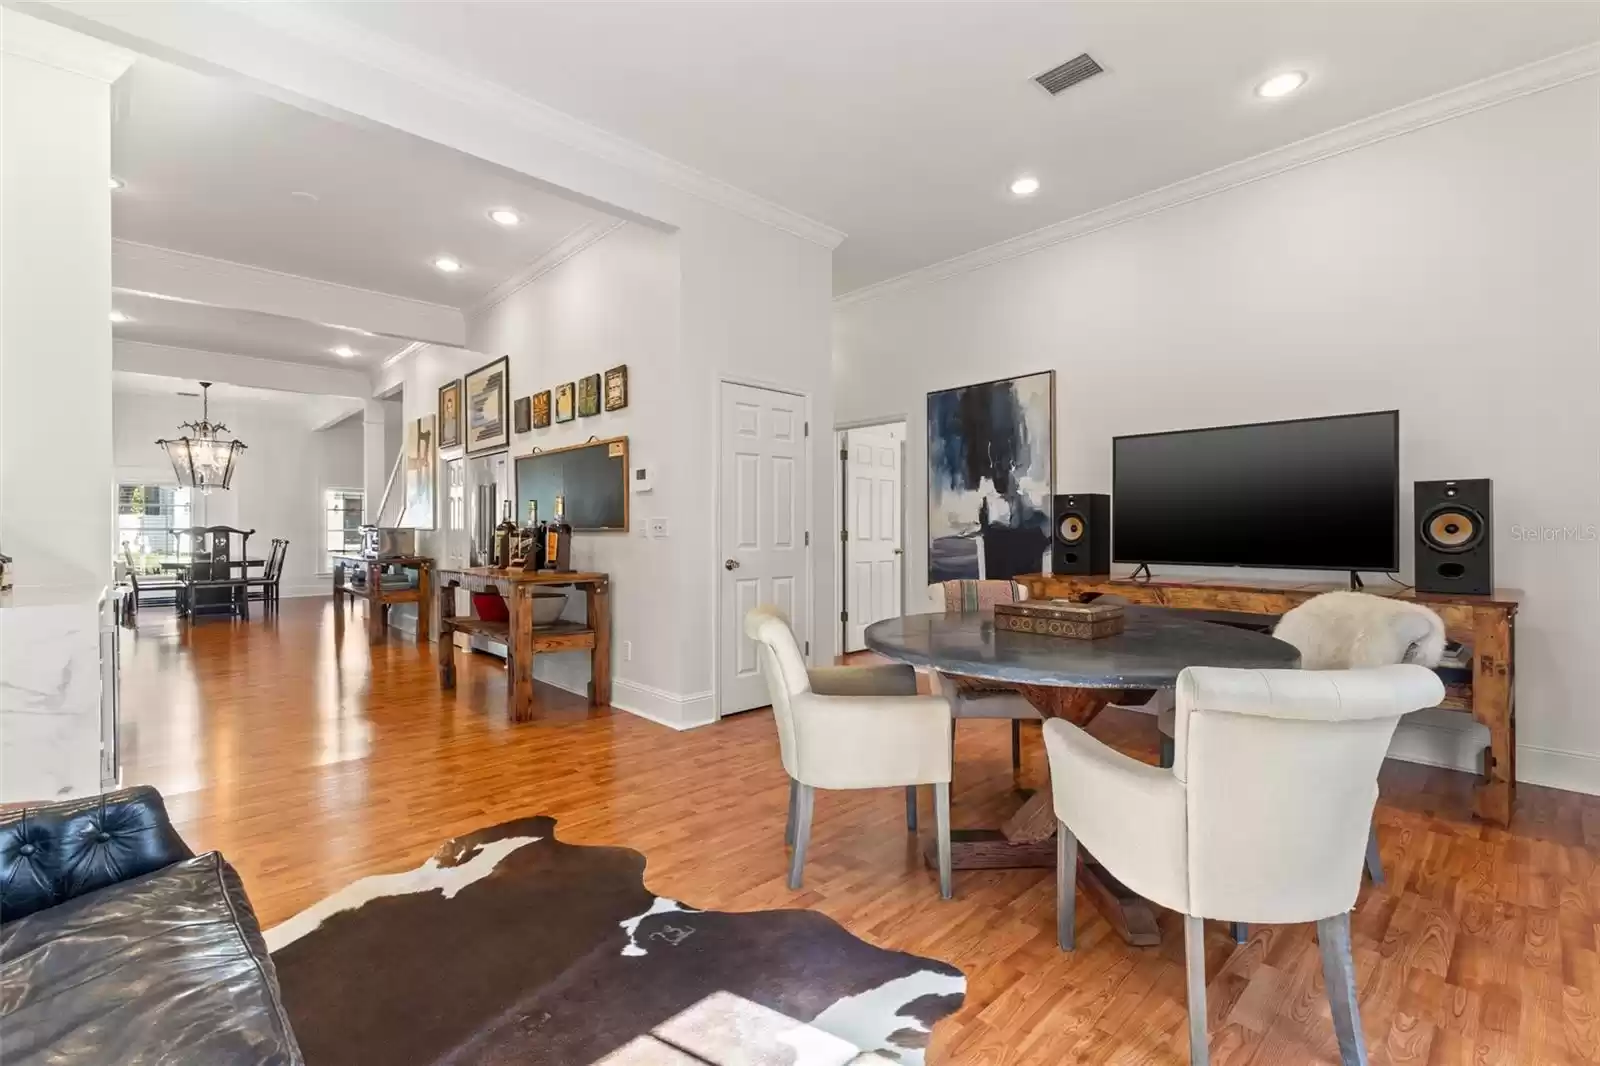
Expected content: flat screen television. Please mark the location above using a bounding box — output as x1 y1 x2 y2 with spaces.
1111 410 1399 572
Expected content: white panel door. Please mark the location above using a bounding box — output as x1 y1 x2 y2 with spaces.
720 382 809 715
843 423 904 652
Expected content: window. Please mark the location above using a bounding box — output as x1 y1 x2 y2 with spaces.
117 484 194 573
325 489 365 571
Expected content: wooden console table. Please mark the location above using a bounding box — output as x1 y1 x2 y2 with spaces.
435 568 611 723
1017 573 1520 826
331 555 433 645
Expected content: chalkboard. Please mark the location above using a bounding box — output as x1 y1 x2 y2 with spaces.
514 436 629 531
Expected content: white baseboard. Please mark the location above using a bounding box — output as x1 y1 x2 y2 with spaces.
1518 745 1600 796
281 584 333 599
610 679 717 731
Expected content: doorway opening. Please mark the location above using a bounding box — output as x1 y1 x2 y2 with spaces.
836 419 907 654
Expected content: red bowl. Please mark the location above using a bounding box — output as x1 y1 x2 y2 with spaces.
471 592 509 623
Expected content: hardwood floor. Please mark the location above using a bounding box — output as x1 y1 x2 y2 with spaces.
120 598 1600 1065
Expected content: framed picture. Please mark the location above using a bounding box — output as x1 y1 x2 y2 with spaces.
926 369 1054 583
402 414 437 530
555 382 575 423
577 373 602 417
514 396 532 434
532 390 551 429
603 365 628 411
464 356 510 454
437 379 462 450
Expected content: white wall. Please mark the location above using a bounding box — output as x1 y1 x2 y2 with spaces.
836 78 1600 792
113 391 365 597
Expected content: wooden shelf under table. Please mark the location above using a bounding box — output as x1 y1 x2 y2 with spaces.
435 566 611 722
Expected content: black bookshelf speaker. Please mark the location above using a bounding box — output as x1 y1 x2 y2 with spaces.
1415 479 1494 595
1052 493 1111 575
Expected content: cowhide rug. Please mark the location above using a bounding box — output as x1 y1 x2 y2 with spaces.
266 815 965 1065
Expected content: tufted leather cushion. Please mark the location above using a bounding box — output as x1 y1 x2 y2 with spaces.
1 787 193 924
0 851 305 1065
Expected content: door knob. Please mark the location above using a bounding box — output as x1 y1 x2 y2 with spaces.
724 559 741 570
893 548 904 555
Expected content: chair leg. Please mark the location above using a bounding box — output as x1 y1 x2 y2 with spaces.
1056 819 1078 950
933 782 953 900
786 784 814 890
1231 922 1248 944
1011 719 1022 771
1364 821 1384 886
1184 914 1211 1066
1160 733 1176 769
785 778 799 848
1317 913 1369 1066
905 785 918 832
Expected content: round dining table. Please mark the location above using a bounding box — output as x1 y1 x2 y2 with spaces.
865 604 1299 946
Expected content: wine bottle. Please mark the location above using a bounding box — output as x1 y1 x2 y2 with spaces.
545 494 573 573
494 500 517 570
520 500 545 571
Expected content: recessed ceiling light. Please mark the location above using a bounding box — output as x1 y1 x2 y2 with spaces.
1256 71 1307 99
433 256 462 273
109 310 130 324
332 345 358 359
1010 175 1041 198
108 177 124 191
489 208 521 227
290 190 319 202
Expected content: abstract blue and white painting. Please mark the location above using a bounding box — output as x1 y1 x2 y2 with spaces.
926 371 1054 583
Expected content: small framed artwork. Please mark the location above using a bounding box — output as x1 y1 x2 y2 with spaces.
437 379 462 450
513 396 532 434
531 390 552 429
604 365 628 412
464 355 510 455
555 382 576 423
577 373 602 417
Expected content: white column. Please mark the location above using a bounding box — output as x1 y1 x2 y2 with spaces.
361 399 389 523
1 12 135 802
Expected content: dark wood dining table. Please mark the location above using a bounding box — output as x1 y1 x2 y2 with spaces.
864 605 1299 946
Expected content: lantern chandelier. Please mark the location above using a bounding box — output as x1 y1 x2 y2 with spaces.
156 382 246 492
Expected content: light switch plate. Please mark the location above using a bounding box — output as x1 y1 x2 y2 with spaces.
648 517 668 538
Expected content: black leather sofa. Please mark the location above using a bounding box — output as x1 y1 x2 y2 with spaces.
0 786 304 1065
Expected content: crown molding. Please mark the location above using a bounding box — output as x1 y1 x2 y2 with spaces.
836 41 1600 308
234 4 845 252
2 7 134 82
470 219 629 319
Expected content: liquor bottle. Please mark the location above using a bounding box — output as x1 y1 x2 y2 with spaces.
494 500 517 569
545 494 573 572
519 500 545 571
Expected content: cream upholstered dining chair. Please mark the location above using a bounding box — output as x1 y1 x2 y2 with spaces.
1046 664 1446 1066
924 581 1042 771
744 605 956 898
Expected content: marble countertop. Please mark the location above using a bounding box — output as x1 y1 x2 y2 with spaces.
864 607 1300 689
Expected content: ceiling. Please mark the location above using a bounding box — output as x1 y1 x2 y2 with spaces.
320 0 1600 294
112 58 617 308
112 292 412 370
113 372 367 428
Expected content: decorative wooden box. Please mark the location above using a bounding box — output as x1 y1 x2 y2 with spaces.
994 599 1125 640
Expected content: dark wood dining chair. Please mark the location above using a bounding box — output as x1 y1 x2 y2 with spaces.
247 539 288 612
179 526 255 623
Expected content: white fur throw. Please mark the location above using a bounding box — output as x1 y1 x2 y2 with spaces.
1273 591 1446 670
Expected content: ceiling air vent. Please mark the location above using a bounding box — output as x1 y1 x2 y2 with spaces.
1034 53 1103 96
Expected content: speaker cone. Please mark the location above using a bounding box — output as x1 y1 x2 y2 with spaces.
1059 514 1085 544
1421 506 1483 553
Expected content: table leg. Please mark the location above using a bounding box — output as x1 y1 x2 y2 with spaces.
924 681 1164 947
366 563 384 645
587 578 611 706
1471 606 1514 826
417 564 433 646
508 584 535 723
438 579 456 689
